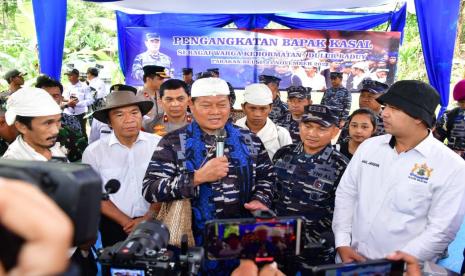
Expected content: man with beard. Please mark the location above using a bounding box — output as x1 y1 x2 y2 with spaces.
36 75 87 162
2 87 65 161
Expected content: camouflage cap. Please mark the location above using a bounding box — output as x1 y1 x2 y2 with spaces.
330 71 343 79
287 86 311 99
301 104 339 127
360 79 389 94
258 74 281 85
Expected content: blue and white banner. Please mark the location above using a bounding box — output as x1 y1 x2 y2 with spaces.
124 28 400 90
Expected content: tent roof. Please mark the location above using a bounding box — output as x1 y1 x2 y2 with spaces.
98 0 397 14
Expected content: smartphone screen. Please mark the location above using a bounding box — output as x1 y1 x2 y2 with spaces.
110 267 145 276
205 217 302 261
312 259 405 276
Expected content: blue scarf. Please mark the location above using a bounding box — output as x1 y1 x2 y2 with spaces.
184 120 254 246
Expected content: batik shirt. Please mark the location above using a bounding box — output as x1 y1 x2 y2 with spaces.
57 113 88 162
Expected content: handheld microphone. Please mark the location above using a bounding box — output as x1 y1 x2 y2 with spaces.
102 179 121 200
215 128 226 157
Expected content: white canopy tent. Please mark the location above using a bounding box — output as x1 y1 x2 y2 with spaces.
99 0 397 14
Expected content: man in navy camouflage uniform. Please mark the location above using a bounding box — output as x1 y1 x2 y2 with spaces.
259 75 288 124
434 79 465 159
0 99 17 156
337 79 388 143
131 33 172 82
278 86 312 143
142 77 275 275
273 104 349 272
320 72 351 127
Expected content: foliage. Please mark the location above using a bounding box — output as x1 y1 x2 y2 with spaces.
0 1 463 93
0 0 38 89
395 13 427 82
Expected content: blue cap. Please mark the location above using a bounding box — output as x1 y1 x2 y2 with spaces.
287 86 311 99
302 104 339 127
259 75 281 84
360 79 389 94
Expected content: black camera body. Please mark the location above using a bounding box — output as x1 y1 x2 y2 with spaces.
0 159 102 270
98 220 204 276
99 244 176 276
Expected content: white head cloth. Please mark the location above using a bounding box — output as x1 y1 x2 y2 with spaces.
191 77 230 97
243 83 273 105
5 87 62 125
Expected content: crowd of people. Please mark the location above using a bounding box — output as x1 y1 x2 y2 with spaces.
0 63 465 276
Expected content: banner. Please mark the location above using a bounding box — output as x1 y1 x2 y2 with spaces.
124 28 400 91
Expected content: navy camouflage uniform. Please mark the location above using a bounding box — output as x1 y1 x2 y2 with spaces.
259 75 288 125
0 98 12 156
320 74 351 122
270 97 289 125
0 138 9 156
277 86 312 143
131 46 172 81
273 105 349 270
434 107 465 159
58 113 87 162
142 123 275 275
278 113 300 143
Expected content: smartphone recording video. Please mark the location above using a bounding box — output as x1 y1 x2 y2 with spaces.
205 216 303 262
311 259 405 276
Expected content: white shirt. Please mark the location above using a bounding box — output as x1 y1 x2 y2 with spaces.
301 73 326 91
88 77 108 99
332 133 465 261
236 117 292 159
63 81 93 115
89 118 111 144
82 131 161 217
2 135 67 161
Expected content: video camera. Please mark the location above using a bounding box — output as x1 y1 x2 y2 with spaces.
0 159 102 271
98 220 204 276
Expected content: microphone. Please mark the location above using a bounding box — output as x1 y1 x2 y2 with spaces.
102 179 121 200
215 128 226 157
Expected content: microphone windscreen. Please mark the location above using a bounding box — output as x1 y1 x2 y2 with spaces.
105 179 121 194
